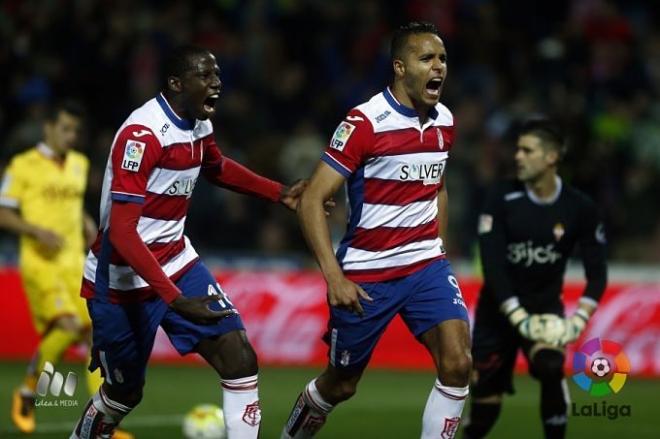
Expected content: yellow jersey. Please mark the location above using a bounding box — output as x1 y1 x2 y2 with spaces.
0 143 89 272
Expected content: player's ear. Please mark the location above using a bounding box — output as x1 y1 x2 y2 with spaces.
168 75 182 93
393 59 405 78
546 149 560 166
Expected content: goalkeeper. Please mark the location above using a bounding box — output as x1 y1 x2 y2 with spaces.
463 118 607 439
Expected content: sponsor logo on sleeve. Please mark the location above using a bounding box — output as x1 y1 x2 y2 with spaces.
121 140 146 172
329 122 355 152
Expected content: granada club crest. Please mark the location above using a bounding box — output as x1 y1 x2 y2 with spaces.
441 416 460 438
437 128 445 150
242 401 261 426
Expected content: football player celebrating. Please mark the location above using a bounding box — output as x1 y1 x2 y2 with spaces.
463 118 608 439
281 21 471 439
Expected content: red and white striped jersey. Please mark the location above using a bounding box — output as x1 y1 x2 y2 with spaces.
82 94 223 302
322 88 455 282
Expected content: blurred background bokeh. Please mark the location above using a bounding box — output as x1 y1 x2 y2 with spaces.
1 0 659 266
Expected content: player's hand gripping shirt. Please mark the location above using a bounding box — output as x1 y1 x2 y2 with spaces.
322 88 455 282
0 144 88 270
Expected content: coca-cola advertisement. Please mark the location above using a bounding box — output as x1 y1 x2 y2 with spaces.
1 268 659 376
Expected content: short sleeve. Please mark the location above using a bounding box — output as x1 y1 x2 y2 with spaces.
321 109 374 178
201 134 223 170
110 124 163 204
0 157 25 209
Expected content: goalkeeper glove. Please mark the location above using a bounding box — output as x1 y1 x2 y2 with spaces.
560 297 597 345
561 308 590 345
500 297 535 340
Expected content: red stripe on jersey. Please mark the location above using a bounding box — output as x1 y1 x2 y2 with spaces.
343 255 445 283
142 192 190 220
92 238 186 266
363 179 438 205
349 221 439 252
370 126 453 156
81 257 198 303
157 134 213 170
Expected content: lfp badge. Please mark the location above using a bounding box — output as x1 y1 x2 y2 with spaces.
572 337 630 396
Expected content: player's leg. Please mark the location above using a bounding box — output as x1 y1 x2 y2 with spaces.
195 331 261 439
161 261 258 438
12 273 85 433
282 279 397 438
525 343 569 439
462 295 519 439
71 298 164 439
400 259 471 439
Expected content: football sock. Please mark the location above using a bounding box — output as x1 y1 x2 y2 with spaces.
421 379 469 439
540 379 568 439
221 374 261 438
22 327 78 393
71 387 132 439
281 379 333 438
462 401 502 438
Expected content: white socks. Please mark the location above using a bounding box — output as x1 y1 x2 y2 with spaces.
70 387 132 439
281 379 333 439
421 379 469 439
221 375 261 438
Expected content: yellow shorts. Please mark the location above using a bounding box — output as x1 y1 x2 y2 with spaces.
20 263 91 334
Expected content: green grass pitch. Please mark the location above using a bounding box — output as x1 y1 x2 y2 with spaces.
1 361 657 438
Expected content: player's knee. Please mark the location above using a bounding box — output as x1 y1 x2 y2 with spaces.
326 379 358 403
438 351 472 386
53 315 83 334
103 383 143 408
221 342 259 379
530 349 564 381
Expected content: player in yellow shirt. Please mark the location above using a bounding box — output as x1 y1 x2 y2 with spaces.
0 101 132 439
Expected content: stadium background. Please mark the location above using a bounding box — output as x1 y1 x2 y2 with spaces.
0 0 658 437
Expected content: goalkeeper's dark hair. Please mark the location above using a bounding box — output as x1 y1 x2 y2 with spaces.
391 21 441 61
518 117 568 160
45 99 85 122
161 45 212 88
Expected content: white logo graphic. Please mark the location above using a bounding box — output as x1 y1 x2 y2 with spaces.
478 214 493 234
595 223 606 244
329 122 355 151
346 115 364 122
132 129 151 137
507 241 562 266
437 128 445 150
36 361 77 397
121 140 146 172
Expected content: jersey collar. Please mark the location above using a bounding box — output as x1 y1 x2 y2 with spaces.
37 142 66 161
526 176 563 205
383 87 439 120
157 93 195 130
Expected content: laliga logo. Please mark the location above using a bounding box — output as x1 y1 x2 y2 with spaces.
572 337 630 396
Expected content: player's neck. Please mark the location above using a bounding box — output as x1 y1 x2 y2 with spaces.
526 172 560 201
161 92 193 121
37 142 66 163
390 85 431 124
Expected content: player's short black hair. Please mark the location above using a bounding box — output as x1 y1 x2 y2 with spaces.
162 45 212 87
519 117 568 159
391 21 441 61
45 99 85 122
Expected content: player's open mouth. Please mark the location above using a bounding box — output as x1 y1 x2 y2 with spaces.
425 78 443 97
203 94 219 113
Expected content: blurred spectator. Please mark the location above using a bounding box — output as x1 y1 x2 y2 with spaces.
0 0 658 263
